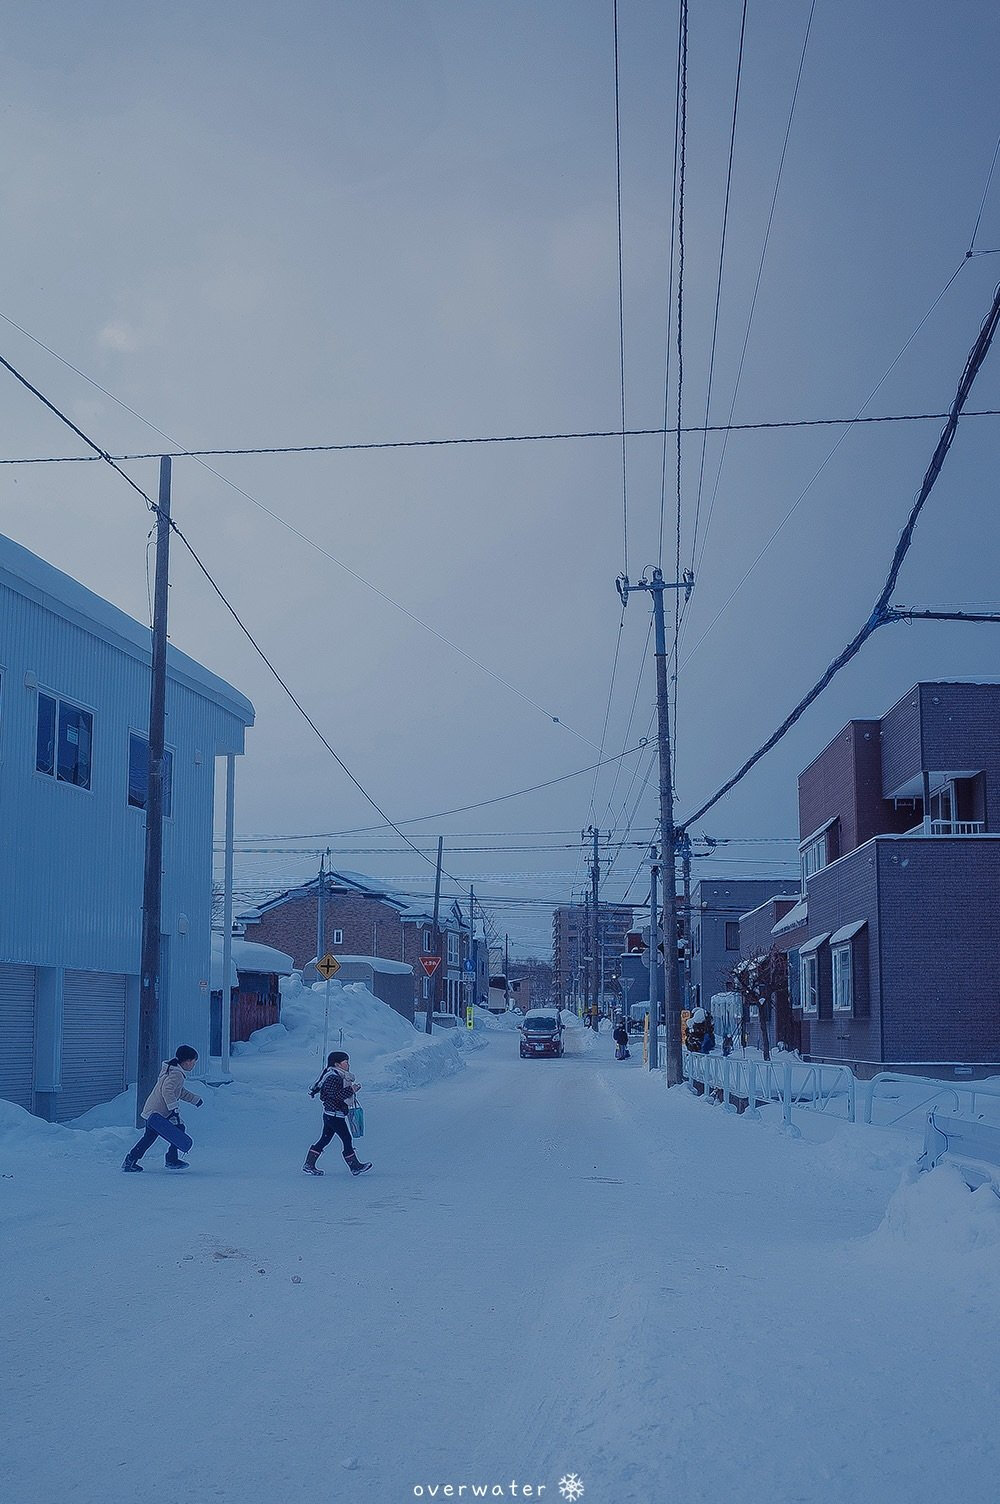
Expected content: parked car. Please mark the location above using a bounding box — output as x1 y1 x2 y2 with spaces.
628 1002 649 1034
519 1009 564 1058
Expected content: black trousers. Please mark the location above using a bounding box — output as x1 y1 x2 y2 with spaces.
127 1114 187 1165
311 1114 354 1158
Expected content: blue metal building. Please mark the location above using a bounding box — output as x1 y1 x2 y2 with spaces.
0 532 254 1120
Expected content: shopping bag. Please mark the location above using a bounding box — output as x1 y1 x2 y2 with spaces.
347 1105 365 1139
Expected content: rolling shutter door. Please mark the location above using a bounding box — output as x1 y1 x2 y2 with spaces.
59 970 127 1121
0 964 36 1110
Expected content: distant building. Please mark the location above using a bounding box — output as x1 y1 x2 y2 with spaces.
552 902 633 1009
689 879 790 1015
0 532 254 1121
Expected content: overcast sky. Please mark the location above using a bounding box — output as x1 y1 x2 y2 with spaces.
3 2 1000 953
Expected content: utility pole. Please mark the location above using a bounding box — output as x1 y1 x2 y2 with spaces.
137 456 172 1126
426 836 443 1033
616 566 694 1086
504 933 510 1009
588 826 601 1016
648 850 660 1070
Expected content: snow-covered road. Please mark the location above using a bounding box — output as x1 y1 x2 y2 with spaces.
3 1019 998 1504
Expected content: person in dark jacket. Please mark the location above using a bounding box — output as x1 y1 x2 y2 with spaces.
303 1051 372 1177
700 1012 717 1053
612 1019 629 1059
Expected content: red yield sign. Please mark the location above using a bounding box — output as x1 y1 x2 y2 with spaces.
419 955 441 977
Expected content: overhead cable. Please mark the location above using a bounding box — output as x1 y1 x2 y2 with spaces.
679 278 1000 833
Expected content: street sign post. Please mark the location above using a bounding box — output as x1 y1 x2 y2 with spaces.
316 953 340 980
419 956 441 977
466 1006 474 1029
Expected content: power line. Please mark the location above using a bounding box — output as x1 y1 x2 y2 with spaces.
969 132 1000 253
0 348 481 893
689 0 818 582
679 277 1000 833
677 256 971 675
689 0 748 576
613 0 629 576
7 412 1000 469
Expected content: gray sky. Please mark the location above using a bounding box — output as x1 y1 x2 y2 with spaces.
2 2 1000 952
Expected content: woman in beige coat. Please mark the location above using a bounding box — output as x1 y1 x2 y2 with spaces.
122 1046 203 1171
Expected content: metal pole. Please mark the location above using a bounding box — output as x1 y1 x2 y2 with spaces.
648 853 660 1070
650 573 684 1085
590 826 601 1018
469 885 475 1015
426 836 443 1033
681 832 692 1015
136 456 171 1126
220 752 236 1074
504 933 510 1009
316 851 325 967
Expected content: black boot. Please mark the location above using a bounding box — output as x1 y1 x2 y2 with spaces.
121 1156 143 1173
344 1151 372 1176
303 1148 324 1176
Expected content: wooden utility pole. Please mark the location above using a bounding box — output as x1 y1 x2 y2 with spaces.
136 457 171 1125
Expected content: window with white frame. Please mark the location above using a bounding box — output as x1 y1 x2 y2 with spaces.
36 692 93 789
423 929 433 953
331 929 343 946
447 932 459 966
128 733 174 817
799 952 819 1015
832 944 853 1013
800 835 826 889
422 977 429 1000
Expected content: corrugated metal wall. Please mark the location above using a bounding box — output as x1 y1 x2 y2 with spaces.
0 557 253 1107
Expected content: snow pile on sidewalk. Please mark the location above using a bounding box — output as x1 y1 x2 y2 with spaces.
873 1162 1000 1265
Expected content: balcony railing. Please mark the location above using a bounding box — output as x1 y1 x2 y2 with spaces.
906 819 986 836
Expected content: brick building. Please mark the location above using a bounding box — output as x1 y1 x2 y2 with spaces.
239 870 472 1017
742 680 1000 1076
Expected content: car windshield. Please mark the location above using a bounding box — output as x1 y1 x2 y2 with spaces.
524 1015 558 1032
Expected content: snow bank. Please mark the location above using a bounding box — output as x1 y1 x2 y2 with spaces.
874 1163 1000 1260
231 976 486 1097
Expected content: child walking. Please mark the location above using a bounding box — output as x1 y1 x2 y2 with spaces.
122 1046 203 1171
303 1051 372 1177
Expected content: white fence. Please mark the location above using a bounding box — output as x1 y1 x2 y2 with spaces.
682 1051 1000 1134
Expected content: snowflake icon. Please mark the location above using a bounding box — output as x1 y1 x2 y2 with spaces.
558 1475 585 1502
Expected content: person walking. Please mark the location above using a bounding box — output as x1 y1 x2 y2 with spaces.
122 1046 203 1171
612 1017 630 1060
303 1051 372 1177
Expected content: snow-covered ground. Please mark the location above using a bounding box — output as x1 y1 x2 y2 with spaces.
2 987 998 1504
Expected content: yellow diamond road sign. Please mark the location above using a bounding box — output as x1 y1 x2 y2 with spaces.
317 953 340 980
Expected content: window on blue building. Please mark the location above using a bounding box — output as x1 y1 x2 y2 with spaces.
128 732 173 817
36 693 93 789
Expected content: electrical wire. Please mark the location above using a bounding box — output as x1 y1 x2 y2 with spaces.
677 256 970 675
613 0 629 577
688 0 749 575
968 132 1000 253
689 0 818 583
679 278 1000 832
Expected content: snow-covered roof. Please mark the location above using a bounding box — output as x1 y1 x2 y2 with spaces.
798 931 830 956
210 934 294 990
829 920 867 946
740 894 800 923
772 899 807 935
328 955 413 975
0 531 254 726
